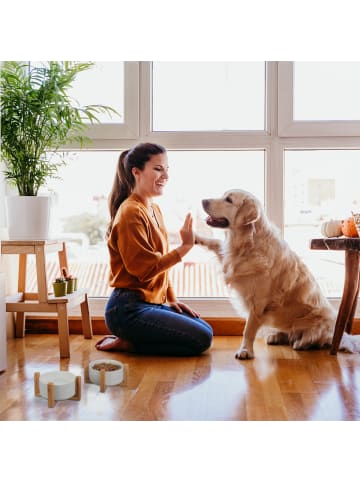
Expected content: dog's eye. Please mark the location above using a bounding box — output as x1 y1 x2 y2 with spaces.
225 196 233 204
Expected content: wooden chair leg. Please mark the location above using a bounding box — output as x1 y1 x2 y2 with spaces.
57 304 70 358
331 250 360 355
80 293 93 339
15 312 26 338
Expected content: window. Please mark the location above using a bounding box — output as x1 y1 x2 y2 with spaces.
152 62 266 131
278 61 360 136
26 150 264 300
72 61 139 140
3 61 360 319
157 150 265 297
284 149 360 297
293 62 360 121
69 62 125 124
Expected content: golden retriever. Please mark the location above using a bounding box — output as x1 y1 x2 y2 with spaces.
196 189 360 359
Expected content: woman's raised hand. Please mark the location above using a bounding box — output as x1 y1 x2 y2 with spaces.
179 212 194 247
176 213 195 258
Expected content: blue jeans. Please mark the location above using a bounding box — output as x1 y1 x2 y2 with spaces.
105 288 213 356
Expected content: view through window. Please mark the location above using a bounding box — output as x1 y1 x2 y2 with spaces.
27 151 265 297
284 149 360 297
293 62 360 121
152 62 265 131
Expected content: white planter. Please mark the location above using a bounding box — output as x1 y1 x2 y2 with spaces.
6 196 50 240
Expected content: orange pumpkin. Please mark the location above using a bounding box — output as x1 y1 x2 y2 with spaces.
341 217 359 237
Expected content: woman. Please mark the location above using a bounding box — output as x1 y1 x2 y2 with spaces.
95 142 213 355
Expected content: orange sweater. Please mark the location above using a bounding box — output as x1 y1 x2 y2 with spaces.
107 193 182 304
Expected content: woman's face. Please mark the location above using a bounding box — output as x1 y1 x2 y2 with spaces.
132 153 169 198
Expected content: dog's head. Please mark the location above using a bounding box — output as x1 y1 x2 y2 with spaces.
202 189 262 229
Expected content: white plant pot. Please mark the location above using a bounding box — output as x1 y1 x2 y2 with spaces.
6 196 50 240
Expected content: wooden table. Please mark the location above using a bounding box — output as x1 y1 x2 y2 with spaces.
310 237 360 355
1 240 93 358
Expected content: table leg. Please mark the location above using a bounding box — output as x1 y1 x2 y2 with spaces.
80 293 93 339
35 245 48 303
57 304 70 358
15 254 27 337
330 250 360 355
15 312 26 338
18 254 27 293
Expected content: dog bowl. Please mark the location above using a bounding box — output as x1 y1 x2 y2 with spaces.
39 371 76 400
88 359 124 386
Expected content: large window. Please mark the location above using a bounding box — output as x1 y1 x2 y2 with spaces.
3 61 360 318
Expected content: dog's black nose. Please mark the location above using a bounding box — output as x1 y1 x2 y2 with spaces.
202 199 209 210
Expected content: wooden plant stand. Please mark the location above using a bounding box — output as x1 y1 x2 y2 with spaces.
1 240 93 358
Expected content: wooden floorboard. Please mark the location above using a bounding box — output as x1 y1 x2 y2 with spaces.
1 334 360 421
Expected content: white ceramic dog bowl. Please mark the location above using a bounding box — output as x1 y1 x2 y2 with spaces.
89 359 124 386
39 371 76 400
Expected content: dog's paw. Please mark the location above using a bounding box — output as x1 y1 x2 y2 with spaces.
194 233 205 245
292 339 305 350
235 348 254 360
266 332 289 345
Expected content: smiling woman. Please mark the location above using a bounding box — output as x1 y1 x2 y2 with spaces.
95 142 214 355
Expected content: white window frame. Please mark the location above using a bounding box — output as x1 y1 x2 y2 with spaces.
278 61 360 137
81 61 140 142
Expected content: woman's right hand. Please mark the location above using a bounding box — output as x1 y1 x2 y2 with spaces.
176 213 195 258
179 212 194 247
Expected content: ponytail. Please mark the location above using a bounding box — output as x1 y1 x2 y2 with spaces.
106 150 131 238
106 142 166 238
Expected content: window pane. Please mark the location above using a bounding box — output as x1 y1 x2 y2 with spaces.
284 149 360 297
152 62 265 131
157 151 265 296
294 62 360 120
68 61 124 124
27 150 264 298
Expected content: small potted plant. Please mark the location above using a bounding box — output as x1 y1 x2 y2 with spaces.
61 267 77 294
53 277 67 297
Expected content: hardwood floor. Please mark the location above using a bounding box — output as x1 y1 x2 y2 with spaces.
1 333 360 421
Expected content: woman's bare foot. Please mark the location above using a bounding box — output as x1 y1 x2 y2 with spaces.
95 335 133 352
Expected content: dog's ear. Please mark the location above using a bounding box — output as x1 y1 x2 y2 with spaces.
244 208 259 225
239 199 260 226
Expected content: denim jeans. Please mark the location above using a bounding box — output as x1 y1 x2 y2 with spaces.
105 288 213 356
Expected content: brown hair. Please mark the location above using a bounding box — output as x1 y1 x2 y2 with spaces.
106 142 166 238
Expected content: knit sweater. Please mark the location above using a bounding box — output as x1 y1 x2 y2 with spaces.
107 193 182 304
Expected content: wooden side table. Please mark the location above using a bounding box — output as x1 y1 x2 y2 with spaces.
310 237 360 355
1 240 93 358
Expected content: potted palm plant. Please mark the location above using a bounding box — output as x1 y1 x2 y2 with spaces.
0 61 118 240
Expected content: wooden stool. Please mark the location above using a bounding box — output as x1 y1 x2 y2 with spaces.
1 240 93 358
310 237 360 355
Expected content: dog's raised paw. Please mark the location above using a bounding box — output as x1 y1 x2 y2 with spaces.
235 348 254 360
